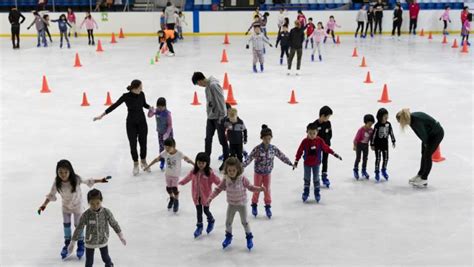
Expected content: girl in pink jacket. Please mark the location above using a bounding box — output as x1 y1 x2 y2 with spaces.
207 157 264 251
439 6 451 35
179 152 221 238
324 15 340 43
80 12 98 45
309 22 328 62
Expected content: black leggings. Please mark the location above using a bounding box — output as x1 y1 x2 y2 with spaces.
85 246 113 267
126 119 148 162
321 151 329 174
160 38 175 53
229 143 243 162
11 24 20 47
374 16 383 34
45 26 52 41
392 19 402 36
365 20 373 36
354 143 369 170
418 129 444 180
356 21 365 36
60 31 70 44
325 29 335 41
280 45 289 59
374 149 389 171
196 198 214 224
87 29 94 43
409 18 418 33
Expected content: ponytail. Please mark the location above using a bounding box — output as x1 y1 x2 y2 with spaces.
396 108 411 130
127 79 142 91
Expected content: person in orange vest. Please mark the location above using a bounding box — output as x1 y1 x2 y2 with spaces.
158 29 176 56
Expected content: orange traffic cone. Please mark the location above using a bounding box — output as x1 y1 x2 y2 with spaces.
104 92 113 106
364 71 373 83
226 84 237 105
288 90 298 104
377 84 392 103
432 146 446 162
352 47 358 57
96 40 104 52
41 75 51 93
81 92 90 106
419 29 424 36
442 35 447 44
461 41 469 53
191 91 201 105
359 56 367 67
119 28 125 38
336 35 341 44
221 49 229 63
111 32 117 44
428 32 433 40
74 53 82 67
451 39 459 48
223 72 230 90
223 33 230 45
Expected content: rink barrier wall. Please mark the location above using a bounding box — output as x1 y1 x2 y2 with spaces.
0 10 464 37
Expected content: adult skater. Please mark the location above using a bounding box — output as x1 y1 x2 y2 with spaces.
408 0 420 35
191 72 228 171
93 80 152 176
374 0 384 35
287 20 305 76
8 6 25 49
164 1 178 30
396 109 444 187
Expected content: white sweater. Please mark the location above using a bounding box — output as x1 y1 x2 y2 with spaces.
247 33 271 51
46 176 94 213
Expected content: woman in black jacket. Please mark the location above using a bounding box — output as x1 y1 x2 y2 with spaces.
287 20 305 76
392 3 403 38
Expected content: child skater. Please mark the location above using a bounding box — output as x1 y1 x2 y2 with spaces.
43 14 53 43
439 6 451 35
179 152 221 238
176 11 187 40
243 125 293 219
294 123 342 203
51 14 71 49
37 160 110 260
261 12 270 38
276 24 290 65
148 97 173 171
309 22 327 62
207 157 265 250
27 11 48 47
224 108 247 162
355 5 367 38
80 12 98 45
67 189 126 266
461 13 471 46
246 25 272 73
158 29 176 56
297 10 307 29
67 8 77 38
145 138 194 213
313 106 333 188
365 5 375 38
353 114 375 179
305 17 315 49
324 15 341 43
370 108 396 182
245 15 262 35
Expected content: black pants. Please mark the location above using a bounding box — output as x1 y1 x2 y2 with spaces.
409 18 418 34
280 45 289 59
11 24 20 48
374 16 383 34
126 119 148 162
325 29 335 41
160 39 175 53
205 119 229 162
196 198 214 224
355 21 365 36
321 151 329 174
392 20 402 36
87 29 95 43
354 143 369 170
85 246 113 267
45 26 52 42
305 37 313 49
374 149 389 171
365 20 373 36
288 48 302 70
418 129 444 180
229 143 243 162
60 30 70 45
166 23 175 30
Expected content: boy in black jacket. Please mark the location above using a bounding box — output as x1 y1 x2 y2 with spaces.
224 108 248 162
276 24 290 65
370 108 396 181
313 106 333 188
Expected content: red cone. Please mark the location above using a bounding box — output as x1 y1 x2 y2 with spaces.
191 91 201 105
364 71 373 83
223 33 230 44
96 40 104 52
41 75 51 93
226 84 237 105
432 146 446 162
451 39 459 48
81 92 90 106
442 35 447 44
352 47 358 57
111 32 117 44
377 84 392 103
223 72 230 90
119 28 125 38
104 92 113 106
359 56 367 67
74 53 82 67
288 90 298 104
221 49 229 63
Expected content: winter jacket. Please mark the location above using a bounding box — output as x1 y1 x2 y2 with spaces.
440 10 450 21
209 175 260 205
393 9 403 21
29 15 47 31
295 137 334 167
205 76 227 120
370 121 396 150
289 27 305 49
276 31 290 47
179 170 221 206
409 3 420 19
313 119 332 146
243 143 293 175
309 29 327 43
297 14 307 28
356 10 368 22
306 22 315 36
247 33 271 51
326 20 340 30
46 176 94 214
367 10 375 22
461 11 469 24
148 108 173 137
354 127 374 145
8 10 25 25
409 112 443 144
72 207 122 249
224 117 247 145
67 12 76 23
80 17 98 30
51 19 71 32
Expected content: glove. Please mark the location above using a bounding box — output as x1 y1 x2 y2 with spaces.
293 161 298 170
246 44 249 49
67 242 75 255
37 205 46 215
333 153 342 160
269 44 273 47
118 232 127 246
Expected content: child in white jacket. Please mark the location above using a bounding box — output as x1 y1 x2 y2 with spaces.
246 25 272 73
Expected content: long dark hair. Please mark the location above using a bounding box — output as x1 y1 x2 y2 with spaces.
193 152 211 176
55 159 79 193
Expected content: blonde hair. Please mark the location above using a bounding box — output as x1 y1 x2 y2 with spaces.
224 157 243 180
228 108 238 119
396 108 411 130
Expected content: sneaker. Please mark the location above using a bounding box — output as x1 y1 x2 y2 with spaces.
411 177 428 187
251 203 257 217
409 175 421 184
133 162 139 176
167 52 175 57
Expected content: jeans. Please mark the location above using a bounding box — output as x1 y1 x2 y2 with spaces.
304 165 320 189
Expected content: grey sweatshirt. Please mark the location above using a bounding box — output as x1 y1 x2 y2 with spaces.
72 207 122 249
356 10 368 22
247 33 271 51
29 14 47 31
164 5 177 24
205 76 227 120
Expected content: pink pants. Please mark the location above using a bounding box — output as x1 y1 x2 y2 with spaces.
252 173 272 205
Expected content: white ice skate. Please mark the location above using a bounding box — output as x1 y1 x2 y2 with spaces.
411 176 428 187
133 162 139 176
167 52 175 57
409 175 421 184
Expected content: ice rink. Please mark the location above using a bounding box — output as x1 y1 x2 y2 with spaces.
0 34 472 266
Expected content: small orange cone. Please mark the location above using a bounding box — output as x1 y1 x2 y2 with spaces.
81 92 90 106
432 146 446 162
96 40 104 52
223 33 230 44
223 72 230 90
461 41 469 53
451 39 459 48
288 90 298 104
352 47 358 57
191 91 201 105
226 84 237 105
363 71 373 83
377 84 392 103
221 49 229 63
442 35 447 44
119 28 125 38
419 29 424 36
41 75 51 93
428 32 433 40
111 32 117 44
74 53 82 67
359 56 367 67
336 35 341 44
104 92 113 106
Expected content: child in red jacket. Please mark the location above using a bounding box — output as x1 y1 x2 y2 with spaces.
294 123 342 203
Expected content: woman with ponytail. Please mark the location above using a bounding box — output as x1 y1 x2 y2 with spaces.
94 80 152 176
396 109 444 187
